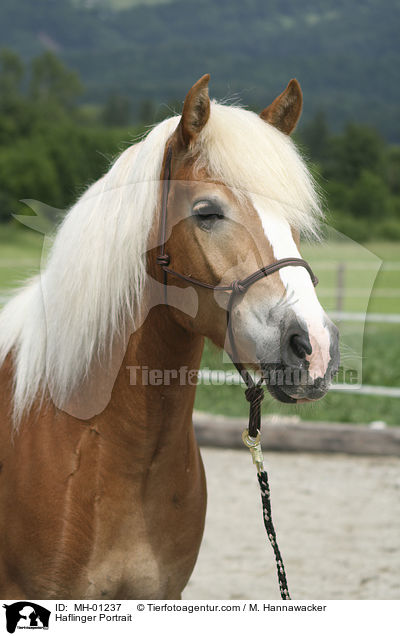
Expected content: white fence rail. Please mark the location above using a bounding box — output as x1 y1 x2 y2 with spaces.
329 310 400 323
1 301 399 323
316 261 400 271
197 370 400 398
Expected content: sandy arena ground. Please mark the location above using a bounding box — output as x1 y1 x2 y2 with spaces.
183 448 400 600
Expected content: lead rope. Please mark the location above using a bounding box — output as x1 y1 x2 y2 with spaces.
239 379 291 600
227 293 291 600
226 289 291 600
242 422 291 600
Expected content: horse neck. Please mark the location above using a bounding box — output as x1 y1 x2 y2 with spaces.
107 303 204 452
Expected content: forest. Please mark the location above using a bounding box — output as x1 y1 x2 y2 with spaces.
0 0 399 140
0 49 399 241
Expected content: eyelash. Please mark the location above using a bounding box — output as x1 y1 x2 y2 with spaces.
192 200 224 221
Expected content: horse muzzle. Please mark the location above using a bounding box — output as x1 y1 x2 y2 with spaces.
260 319 340 404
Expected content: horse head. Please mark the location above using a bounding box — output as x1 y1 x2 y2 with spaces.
153 75 339 403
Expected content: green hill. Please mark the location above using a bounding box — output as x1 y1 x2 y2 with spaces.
1 0 399 139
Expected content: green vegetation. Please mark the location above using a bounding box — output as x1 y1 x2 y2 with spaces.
300 241 400 314
0 0 400 139
0 225 43 290
0 49 142 222
299 116 400 241
195 377 400 427
1 49 400 240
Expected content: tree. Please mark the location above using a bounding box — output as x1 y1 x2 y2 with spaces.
0 49 28 142
326 124 385 184
0 49 24 105
385 147 400 196
138 98 156 125
0 139 61 222
29 51 82 112
349 170 390 220
102 93 132 126
300 110 330 162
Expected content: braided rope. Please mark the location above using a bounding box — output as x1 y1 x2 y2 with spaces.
257 469 291 600
243 386 291 600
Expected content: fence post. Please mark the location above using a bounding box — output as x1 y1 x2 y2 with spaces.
336 262 346 313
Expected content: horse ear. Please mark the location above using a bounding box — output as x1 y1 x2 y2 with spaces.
177 74 210 147
260 79 303 135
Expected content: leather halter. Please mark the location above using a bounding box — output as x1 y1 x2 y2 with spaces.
157 144 319 437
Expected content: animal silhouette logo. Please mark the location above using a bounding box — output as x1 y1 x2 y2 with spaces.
2 602 50 633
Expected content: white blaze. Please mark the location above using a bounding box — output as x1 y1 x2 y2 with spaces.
253 197 331 380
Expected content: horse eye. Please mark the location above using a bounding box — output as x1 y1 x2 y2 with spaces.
192 200 224 221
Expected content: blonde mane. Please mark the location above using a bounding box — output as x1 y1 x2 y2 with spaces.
0 101 322 424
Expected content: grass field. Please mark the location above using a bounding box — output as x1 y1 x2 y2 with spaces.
195 325 400 426
0 225 45 291
0 225 399 426
301 240 400 314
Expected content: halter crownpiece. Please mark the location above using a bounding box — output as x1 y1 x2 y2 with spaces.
157 143 319 601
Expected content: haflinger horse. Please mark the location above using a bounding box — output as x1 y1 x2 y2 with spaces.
0 75 339 600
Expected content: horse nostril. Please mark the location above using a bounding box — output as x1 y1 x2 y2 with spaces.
289 334 312 359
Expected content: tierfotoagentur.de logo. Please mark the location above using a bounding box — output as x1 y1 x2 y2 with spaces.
2 602 50 634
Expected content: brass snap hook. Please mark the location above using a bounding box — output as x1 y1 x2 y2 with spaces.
242 429 264 473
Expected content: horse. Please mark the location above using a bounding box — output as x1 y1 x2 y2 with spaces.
0 74 339 599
